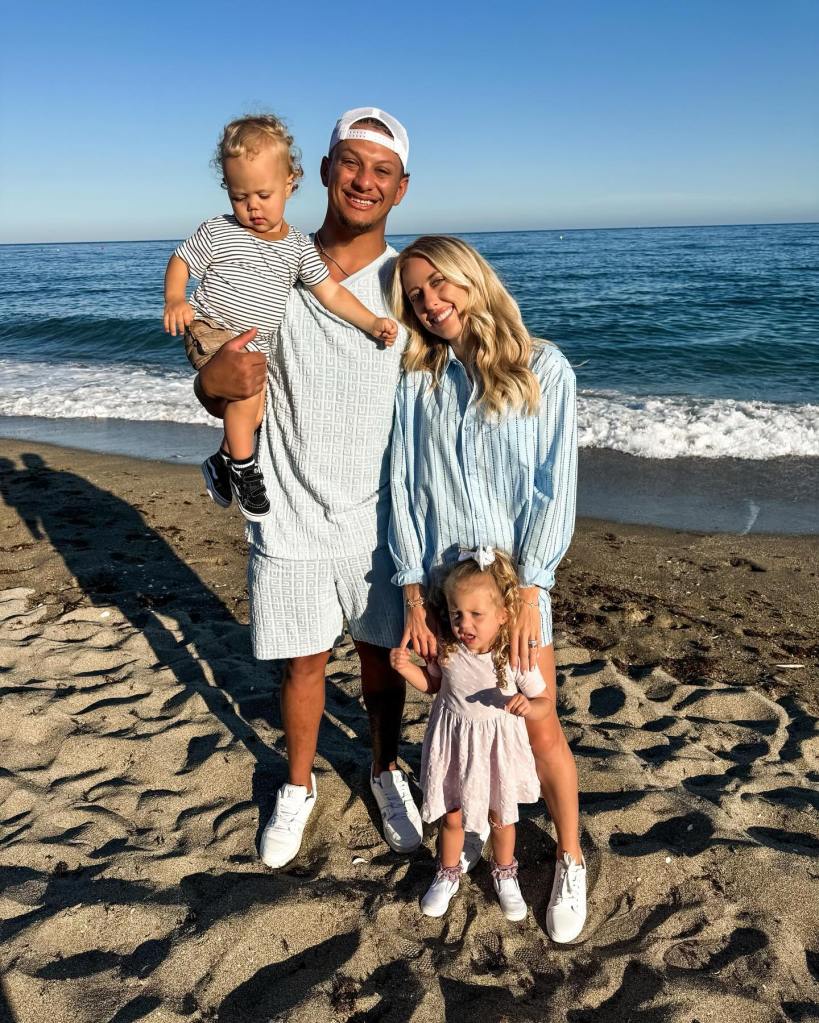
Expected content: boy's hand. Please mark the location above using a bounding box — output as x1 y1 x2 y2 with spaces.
389 646 412 675
371 317 398 347
164 300 195 337
505 693 532 717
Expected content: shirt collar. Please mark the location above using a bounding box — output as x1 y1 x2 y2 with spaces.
444 345 468 371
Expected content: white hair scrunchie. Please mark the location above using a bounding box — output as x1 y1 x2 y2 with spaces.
457 545 496 571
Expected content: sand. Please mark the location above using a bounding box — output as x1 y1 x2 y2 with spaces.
0 440 817 1023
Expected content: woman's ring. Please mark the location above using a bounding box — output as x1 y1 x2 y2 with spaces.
528 639 538 648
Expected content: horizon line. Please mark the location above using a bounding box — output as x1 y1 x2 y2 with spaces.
1 220 817 248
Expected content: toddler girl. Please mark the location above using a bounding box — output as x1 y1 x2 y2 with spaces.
163 113 397 521
389 546 550 921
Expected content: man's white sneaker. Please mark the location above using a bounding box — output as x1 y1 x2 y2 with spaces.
491 859 528 922
259 773 316 868
460 824 490 873
420 864 461 917
370 768 422 853
546 852 587 942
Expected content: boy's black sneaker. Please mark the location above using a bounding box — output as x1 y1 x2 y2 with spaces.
229 461 271 521
201 450 232 508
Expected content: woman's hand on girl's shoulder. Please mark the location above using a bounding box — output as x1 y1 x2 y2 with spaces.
510 587 542 671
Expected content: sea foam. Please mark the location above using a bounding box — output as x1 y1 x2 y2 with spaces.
1 358 817 460
0 359 218 426
578 391 819 459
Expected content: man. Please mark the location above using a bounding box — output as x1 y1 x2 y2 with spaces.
195 108 422 867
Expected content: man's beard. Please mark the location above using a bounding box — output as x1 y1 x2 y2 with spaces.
335 207 384 235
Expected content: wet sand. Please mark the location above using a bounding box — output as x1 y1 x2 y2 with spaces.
1 441 817 1023
2 415 817 534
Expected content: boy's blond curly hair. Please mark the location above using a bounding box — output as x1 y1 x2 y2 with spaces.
213 114 304 192
435 549 521 688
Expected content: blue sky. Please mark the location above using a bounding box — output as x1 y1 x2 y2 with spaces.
1 0 817 243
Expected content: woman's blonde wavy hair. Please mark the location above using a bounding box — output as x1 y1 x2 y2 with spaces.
392 235 541 417
435 550 521 688
213 114 304 193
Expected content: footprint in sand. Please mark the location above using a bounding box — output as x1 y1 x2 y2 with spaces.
664 925 769 973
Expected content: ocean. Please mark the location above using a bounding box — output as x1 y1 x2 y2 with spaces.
1 223 817 531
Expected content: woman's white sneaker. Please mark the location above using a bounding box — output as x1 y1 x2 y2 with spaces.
491 859 528 921
420 864 461 917
370 768 423 853
546 852 587 942
259 773 317 868
460 824 490 873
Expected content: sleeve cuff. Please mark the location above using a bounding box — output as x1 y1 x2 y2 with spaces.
390 567 427 587
518 564 556 589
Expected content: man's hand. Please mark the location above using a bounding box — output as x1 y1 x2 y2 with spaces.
371 317 398 347
164 300 195 336
505 693 532 717
197 328 266 404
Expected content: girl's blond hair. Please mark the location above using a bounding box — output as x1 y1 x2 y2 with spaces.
436 549 521 688
214 114 304 192
391 236 542 417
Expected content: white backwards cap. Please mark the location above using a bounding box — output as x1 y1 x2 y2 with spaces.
329 107 409 171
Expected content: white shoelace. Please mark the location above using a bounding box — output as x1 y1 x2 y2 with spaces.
381 776 413 820
383 788 409 820
273 793 310 832
555 861 582 909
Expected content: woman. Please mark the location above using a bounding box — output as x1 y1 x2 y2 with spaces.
388 235 585 942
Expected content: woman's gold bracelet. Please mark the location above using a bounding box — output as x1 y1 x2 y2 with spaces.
520 597 539 609
405 596 426 609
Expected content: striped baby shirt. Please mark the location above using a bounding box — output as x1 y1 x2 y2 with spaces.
174 215 329 349
389 342 578 592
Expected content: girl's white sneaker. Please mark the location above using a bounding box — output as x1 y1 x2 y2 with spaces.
491 859 528 922
546 852 587 942
420 863 461 917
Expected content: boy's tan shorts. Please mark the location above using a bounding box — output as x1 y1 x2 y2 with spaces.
183 317 237 370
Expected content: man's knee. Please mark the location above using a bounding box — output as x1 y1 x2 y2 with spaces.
284 650 331 688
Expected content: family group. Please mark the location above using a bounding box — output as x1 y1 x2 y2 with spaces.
162 107 585 942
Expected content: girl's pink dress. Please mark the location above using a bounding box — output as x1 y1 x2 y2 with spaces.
420 644 546 832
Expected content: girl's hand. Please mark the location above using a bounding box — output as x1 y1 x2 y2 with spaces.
401 602 438 660
510 586 542 671
164 300 195 337
371 316 398 347
389 646 412 675
390 643 437 693
505 693 532 717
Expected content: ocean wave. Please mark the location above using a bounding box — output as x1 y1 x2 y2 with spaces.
0 358 817 460
579 391 819 459
0 316 183 365
0 359 218 425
